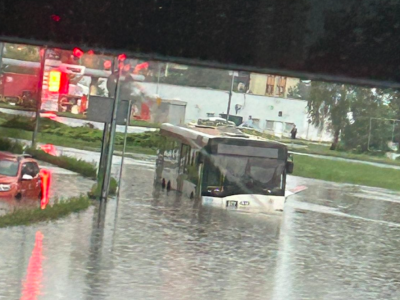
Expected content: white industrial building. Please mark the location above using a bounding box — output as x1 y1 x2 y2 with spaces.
140 82 332 142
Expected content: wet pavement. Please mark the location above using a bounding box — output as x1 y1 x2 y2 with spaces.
1 157 400 299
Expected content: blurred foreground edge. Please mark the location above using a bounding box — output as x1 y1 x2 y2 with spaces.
1 0 400 87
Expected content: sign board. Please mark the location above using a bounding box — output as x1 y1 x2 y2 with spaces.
86 96 130 125
40 57 61 112
59 63 86 75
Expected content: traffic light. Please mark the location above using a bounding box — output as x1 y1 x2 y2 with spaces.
73 47 84 58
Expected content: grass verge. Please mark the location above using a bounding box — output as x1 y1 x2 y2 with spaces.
0 102 34 112
57 112 160 128
0 104 160 127
0 137 117 197
0 122 158 156
26 148 97 179
242 128 400 167
0 137 98 179
130 119 160 128
293 154 400 191
289 143 400 167
0 196 92 228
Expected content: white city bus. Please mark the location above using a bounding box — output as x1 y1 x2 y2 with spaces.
154 123 296 213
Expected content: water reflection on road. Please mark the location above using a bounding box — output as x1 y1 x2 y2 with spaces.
1 160 400 299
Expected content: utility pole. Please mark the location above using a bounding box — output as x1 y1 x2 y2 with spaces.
0 42 4 73
226 71 235 121
367 117 372 151
156 63 161 95
99 57 124 201
391 120 396 144
164 63 169 77
32 47 47 149
116 99 132 200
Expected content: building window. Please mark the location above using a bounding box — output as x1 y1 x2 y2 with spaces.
265 75 275 96
252 118 260 127
276 76 287 97
266 120 275 130
278 111 283 117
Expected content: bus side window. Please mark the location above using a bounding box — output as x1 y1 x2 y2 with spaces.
157 136 167 156
179 144 191 174
170 141 180 170
191 150 195 166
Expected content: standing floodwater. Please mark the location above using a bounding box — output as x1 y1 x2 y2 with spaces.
0 159 400 300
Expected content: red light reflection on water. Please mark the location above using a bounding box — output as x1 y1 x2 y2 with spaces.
20 231 44 300
40 144 57 156
40 112 57 120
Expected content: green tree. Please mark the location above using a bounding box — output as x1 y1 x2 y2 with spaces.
160 65 231 90
3 43 40 62
380 88 400 151
287 81 311 99
341 88 391 152
307 82 350 150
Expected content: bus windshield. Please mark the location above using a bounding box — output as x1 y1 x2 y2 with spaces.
203 155 285 197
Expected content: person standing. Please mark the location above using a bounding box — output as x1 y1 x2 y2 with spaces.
291 124 297 139
247 115 253 126
240 115 253 127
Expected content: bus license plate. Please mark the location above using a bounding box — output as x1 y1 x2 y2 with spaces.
226 200 238 208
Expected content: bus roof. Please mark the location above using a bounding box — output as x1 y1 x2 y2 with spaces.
160 123 287 149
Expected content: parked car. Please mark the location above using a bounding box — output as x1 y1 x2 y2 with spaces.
0 72 39 106
197 117 236 127
0 152 42 200
237 123 264 133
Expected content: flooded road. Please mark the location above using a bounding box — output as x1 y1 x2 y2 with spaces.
1 159 400 299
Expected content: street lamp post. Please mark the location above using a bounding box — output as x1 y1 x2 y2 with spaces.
156 63 161 95
0 42 3 72
226 71 235 121
116 99 133 201
32 47 47 149
100 57 124 201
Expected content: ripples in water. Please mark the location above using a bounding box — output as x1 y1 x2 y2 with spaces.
1 163 400 299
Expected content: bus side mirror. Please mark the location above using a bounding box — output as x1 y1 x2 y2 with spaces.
286 161 294 174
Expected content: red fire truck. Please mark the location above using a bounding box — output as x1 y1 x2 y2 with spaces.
0 72 39 108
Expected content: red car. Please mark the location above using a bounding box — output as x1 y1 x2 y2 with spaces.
0 152 42 200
